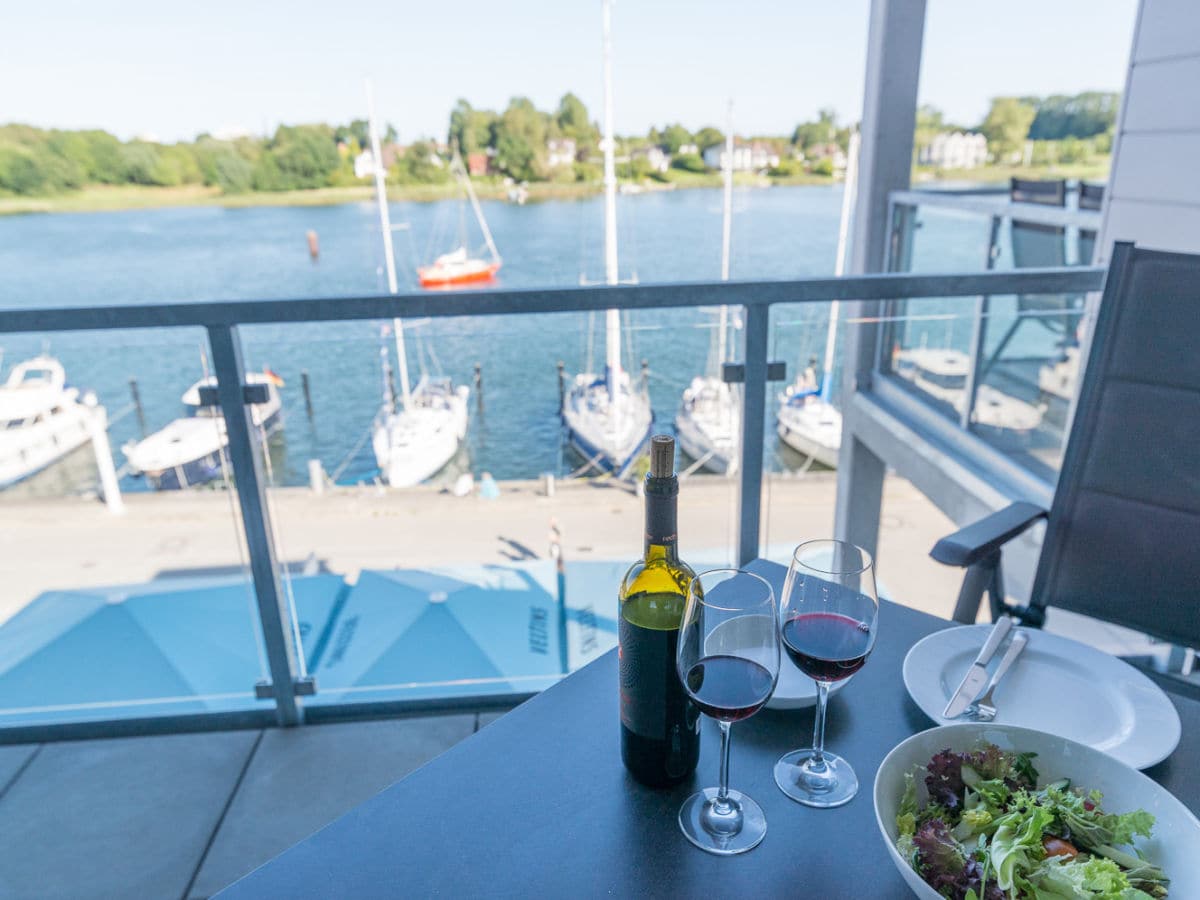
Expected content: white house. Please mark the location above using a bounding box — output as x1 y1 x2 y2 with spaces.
919 131 989 169
677 142 699 156
702 141 781 172
546 138 577 168
631 145 669 173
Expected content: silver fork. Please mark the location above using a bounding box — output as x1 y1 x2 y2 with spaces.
966 633 1028 722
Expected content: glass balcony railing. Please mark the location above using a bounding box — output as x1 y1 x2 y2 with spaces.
0 267 1105 737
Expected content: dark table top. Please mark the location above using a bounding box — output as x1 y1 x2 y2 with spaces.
221 559 1200 899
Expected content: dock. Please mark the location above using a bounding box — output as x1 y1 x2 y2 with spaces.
0 473 961 626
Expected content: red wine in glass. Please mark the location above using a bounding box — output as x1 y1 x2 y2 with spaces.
781 612 873 682
684 655 775 722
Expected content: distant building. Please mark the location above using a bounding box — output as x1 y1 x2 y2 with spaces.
354 143 405 179
701 140 781 172
466 151 491 177
919 132 988 169
677 142 699 156
631 145 670 173
546 138 577 168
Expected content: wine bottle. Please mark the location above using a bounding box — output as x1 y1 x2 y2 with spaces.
618 434 700 787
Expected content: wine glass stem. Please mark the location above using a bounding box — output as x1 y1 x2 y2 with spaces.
715 719 733 812
810 680 830 771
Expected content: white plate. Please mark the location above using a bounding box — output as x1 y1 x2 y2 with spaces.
903 625 1181 769
874 724 1200 900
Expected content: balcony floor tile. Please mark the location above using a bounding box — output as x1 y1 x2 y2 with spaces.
189 715 475 898
0 730 258 900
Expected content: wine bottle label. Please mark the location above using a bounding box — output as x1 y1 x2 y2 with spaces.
618 615 673 740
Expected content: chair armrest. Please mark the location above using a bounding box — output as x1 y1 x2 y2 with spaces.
930 501 1048 568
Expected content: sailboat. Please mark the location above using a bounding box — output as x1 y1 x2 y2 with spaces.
674 107 739 476
560 0 653 477
776 128 861 469
364 81 470 487
418 152 502 289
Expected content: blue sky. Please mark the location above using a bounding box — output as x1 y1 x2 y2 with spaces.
3 0 1137 142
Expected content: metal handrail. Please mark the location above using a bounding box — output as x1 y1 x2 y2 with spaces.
0 266 1108 738
0 268 1104 333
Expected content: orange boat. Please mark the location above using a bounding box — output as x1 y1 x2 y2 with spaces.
419 152 503 290
418 248 501 288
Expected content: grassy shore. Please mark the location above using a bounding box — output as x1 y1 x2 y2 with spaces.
0 161 1111 217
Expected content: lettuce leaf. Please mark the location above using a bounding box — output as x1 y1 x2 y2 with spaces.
1028 854 1156 900
989 802 1053 891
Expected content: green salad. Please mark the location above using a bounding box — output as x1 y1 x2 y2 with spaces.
895 743 1167 900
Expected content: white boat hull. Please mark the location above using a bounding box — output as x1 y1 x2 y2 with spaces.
674 376 738 475
373 379 469 487
0 356 108 489
777 397 842 469
562 372 653 475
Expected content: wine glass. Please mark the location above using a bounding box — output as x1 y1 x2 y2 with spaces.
676 569 780 855
774 540 877 808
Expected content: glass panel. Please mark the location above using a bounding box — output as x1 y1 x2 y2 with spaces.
0 328 271 729
238 307 737 711
881 297 981 427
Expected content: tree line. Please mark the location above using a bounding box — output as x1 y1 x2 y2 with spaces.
0 90 1118 198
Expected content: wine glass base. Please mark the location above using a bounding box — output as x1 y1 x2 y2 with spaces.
774 749 858 808
678 788 767 855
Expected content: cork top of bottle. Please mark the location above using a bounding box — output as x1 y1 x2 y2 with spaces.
649 435 674 478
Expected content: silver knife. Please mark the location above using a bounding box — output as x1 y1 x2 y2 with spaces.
943 616 1014 718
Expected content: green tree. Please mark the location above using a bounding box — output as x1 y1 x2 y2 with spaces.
448 100 498 155
791 108 837 150
980 97 1037 162
1028 91 1118 140
811 157 834 176
390 141 450 185
693 126 724 152
0 144 49 194
492 97 549 181
671 153 707 173
659 123 693 154
555 92 596 146
260 124 340 190
119 142 166 185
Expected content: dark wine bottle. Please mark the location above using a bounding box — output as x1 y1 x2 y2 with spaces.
618 435 700 787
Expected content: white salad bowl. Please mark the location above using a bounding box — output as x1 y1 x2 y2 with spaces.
873 723 1200 899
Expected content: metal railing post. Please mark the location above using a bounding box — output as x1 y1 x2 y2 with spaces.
960 214 1003 429
206 324 303 726
736 303 770 566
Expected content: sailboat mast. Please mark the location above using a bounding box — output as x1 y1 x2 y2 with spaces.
601 0 622 403
366 79 411 408
821 127 860 400
718 101 734 366
457 152 501 264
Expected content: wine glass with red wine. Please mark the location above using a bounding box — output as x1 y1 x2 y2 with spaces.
774 540 877 808
676 569 780 855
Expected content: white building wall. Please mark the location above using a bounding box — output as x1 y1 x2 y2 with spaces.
1097 0 1200 264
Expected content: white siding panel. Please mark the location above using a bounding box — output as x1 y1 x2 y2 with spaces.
1104 198 1200 255
1133 0 1200 62
1123 56 1200 132
1109 133 1200 205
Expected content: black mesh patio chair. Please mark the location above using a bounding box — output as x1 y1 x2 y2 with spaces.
981 179 1079 378
1077 181 1105 265
931 243 1200 657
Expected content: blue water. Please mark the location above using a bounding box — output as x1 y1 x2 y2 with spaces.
0 186 1001 490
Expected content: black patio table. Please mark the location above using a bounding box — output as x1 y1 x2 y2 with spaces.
220 559 1200 899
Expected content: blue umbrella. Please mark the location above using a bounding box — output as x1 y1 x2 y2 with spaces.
312 563 565 703
0 573 345 724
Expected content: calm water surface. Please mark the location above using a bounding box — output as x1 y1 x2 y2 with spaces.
0 186 999 489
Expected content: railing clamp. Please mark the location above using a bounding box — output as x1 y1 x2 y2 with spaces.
255 677 318 700
722 361 787 384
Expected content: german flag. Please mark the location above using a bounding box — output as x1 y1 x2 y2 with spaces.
263 367 285 387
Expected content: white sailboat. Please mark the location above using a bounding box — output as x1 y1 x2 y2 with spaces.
561 0 652 477
777 128 861 469
674 107 739 476
123 370 283 490
365 81 470 487
0 355 108 488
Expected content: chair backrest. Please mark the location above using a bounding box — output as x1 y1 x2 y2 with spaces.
1030 243 1200 647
